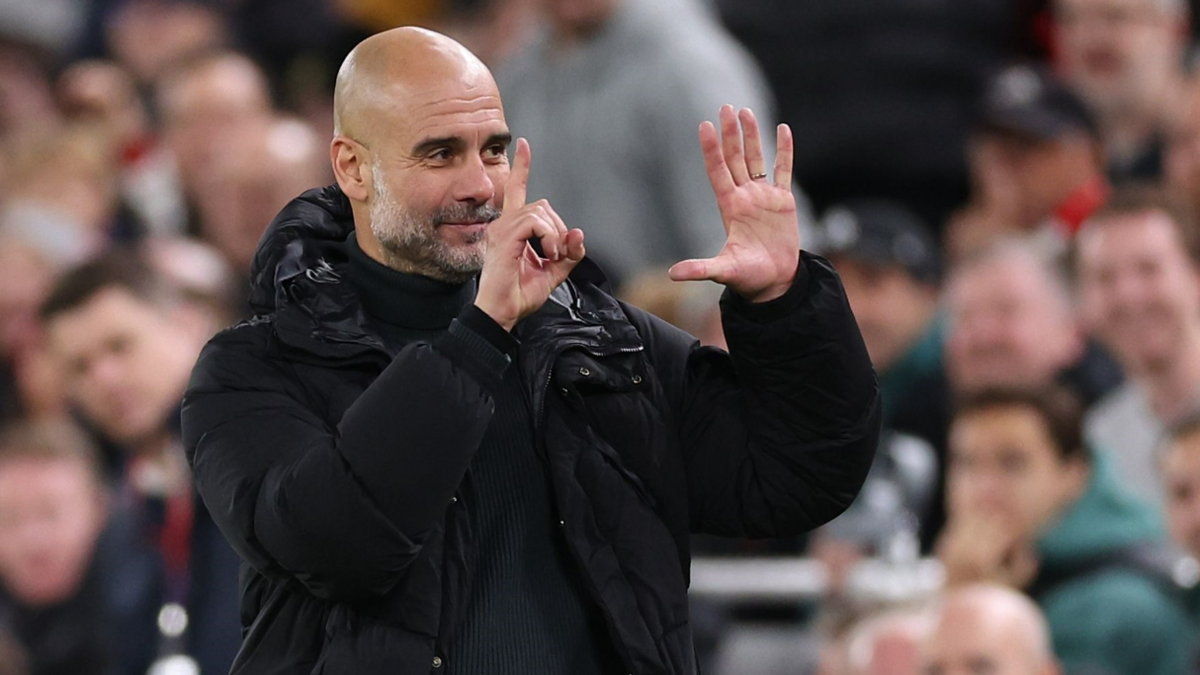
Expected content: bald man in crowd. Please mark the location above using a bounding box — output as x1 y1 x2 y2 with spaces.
924 585 1060 675
181 27 879 675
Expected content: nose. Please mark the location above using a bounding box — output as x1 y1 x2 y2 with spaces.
452 155 496 205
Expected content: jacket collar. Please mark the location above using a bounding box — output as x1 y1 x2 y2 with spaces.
249 185 642 364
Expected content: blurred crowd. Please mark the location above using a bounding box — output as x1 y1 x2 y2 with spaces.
4 0 1200 674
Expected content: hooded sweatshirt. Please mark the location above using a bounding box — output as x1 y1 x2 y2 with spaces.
1033 454 1193 675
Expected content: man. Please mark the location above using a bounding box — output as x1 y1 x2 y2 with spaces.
923 584 1059 675
937 387 1191 675
1161 415 1200 587
946 65 1109 264
817 200 943 552
181 27 879 674
821 200 942 434
192 115 329 277
156 51 274 206
0 420 114 675
945 242 1119 406
1165 74 1200 215
40 250 242 675
0 418 183 675
495 0 788 283
1077 187 1200 507
1054 0 1190 182
844 606 935 675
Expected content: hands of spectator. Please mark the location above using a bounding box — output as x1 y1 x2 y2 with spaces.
474 138 586 332
936 511 1039 590
668 106 799 303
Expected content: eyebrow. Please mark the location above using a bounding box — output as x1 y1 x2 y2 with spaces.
410 133 513 157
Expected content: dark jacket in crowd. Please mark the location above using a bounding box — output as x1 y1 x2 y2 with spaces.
180 186 881 674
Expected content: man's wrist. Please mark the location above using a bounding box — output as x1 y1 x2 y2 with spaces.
473 301 516 332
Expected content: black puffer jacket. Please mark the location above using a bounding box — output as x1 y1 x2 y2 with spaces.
181 186 880 675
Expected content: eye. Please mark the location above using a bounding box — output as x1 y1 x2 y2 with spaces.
483 144 508 162
428 148 453 162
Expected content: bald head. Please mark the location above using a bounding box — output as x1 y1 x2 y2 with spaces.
847 607 936 675
334 27 497 144
924 585 1058 675
329 28 511 281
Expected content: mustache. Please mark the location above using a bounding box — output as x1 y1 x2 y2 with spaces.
432 204 502 226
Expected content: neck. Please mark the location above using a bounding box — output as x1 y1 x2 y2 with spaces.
1140 323 1200 420
345 232 476 333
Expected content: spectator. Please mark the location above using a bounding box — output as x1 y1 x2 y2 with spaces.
101 0 228 85
1053 0 1190 183
1077 186 1200 508
844 606 935 675
155 51 274 209
39 250 241 675
58 59 186 238
1165 73 1200 221
945 241 1120 406
816 200 943 556
822 200 944 436
191 115 327 277
0 419 152 675
0 237 61 423
938 386 1191 675
1160 413 1200 575
947 65 1109 265
0 124 120 267
495 0 788 283
923 584 1059 675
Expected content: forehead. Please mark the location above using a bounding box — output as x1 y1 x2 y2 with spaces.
48 288 163 348
1081 210 1181 260
381 78 507 150
952 258 1047 309
953 405 1052 449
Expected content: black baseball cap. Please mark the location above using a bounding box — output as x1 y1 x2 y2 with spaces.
977 65 1098 141
820 200 940 285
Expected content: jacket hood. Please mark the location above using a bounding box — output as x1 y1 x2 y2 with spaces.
1036 451 1165 567
249 184 354 316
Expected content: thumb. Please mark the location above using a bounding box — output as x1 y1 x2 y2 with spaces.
668 256 736 283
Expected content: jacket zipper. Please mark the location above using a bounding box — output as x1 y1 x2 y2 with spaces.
534 341 646 674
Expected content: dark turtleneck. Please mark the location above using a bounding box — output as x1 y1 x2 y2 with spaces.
343 235 619 675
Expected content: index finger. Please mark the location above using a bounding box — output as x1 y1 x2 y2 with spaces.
504 137 531 213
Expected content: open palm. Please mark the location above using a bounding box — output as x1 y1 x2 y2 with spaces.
669 106 800 303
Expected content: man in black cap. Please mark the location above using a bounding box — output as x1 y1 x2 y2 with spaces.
820 201 947 549
947 65 1109 264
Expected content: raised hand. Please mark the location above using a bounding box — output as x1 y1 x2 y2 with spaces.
474 139 586 331
669 106 800 303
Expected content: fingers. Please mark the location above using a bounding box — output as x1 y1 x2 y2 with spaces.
699 121 736 198
503 138 531 213
773 123 793 188
545 228 586 286
739 108 767 182
668 255 737 284
719 105 750 185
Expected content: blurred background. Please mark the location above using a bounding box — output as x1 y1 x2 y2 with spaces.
4 0 1200 674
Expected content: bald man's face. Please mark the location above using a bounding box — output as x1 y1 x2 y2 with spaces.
925 602 1053 675
355 77 511 282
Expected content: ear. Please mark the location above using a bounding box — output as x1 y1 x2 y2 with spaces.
331 136 370 203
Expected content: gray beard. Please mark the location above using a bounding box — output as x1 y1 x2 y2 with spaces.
369 164 497 284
